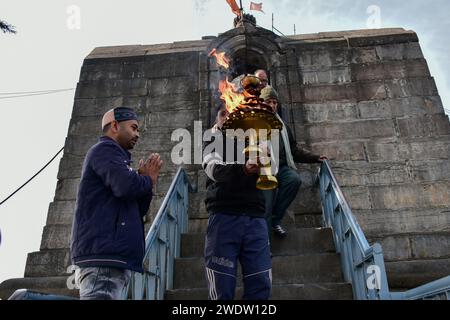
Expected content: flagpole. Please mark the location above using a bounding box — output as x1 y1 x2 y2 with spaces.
239 0 243 15
272 13 274 32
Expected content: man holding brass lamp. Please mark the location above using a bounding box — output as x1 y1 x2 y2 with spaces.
202 107 272 300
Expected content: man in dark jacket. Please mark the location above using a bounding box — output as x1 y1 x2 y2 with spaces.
202 107 272 300
70 107 163 300
260 86 327 238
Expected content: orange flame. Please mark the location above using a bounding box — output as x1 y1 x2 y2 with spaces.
209 48 231 69
219 79 244 113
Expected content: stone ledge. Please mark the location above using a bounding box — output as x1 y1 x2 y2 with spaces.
0 276 78 300
386 258 450 289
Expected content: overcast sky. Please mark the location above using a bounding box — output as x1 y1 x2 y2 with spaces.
1 0 449 285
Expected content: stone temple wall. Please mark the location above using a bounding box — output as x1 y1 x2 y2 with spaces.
0 26 449 298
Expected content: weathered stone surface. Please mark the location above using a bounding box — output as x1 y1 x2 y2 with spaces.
410 159 450 183
188 192 208 218
298 49 349 71
25 249 71 277
40 225 72 250
288 186 322 214
302 67 351 85
397 114 450 139
375 42 424 61
0 277 79 300
365 138 450 162
357 96 444 119
294 214 323 228
151 170 197 197
54 178 80 201
350 47 378 64
166 283 353 300
339 186 372 210
46 201 76 225
351 59 430 82
370 232 450 261
148 76 197 97
371 233 450 262
409 233 450 259
143 51 199 79
57 154 84 180
369 182 450 210
332 161 409 187
347 31 418 47
173 253 344 289
75 79 148 99
386 258 450 289
272 67 301 87
80 62 124 81
181 228 335 258
310 141 366 162
146 109 200 129
302 83 356 103
300 102 358 123
305 119 396 143
384 77 438 98
375 235 412 261
355 208 450 237
188 217 209 233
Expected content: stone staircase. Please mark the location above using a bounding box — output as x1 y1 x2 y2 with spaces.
165 169 353 300
0 166 353 300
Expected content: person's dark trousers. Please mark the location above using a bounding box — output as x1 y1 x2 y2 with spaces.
264 165 302 228
204 213 272 300
263 189 275 240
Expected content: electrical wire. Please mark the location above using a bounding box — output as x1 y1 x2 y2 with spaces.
0 88 75 100
0 147 65 206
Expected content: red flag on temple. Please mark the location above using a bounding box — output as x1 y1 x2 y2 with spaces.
250 2 265 13
226 0 242 16
249 2 265 13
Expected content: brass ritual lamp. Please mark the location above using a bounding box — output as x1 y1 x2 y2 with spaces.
222 75 283 190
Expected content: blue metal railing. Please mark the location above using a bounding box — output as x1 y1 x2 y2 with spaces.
318 160 450 300
125 167 195 300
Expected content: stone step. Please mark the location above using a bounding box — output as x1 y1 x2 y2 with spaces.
295 214 324 228
173 253 344 289
188 213 323 233
187 191 322 218
25 249 71 278
0 277 78 300
386 258 450 289
166 283 353 300
181 228 335 258
40 224 72 250
45 201 76 225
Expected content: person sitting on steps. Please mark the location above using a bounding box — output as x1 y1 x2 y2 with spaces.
260 86 327 238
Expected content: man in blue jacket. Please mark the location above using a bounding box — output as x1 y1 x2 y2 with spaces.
70 107 163 300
